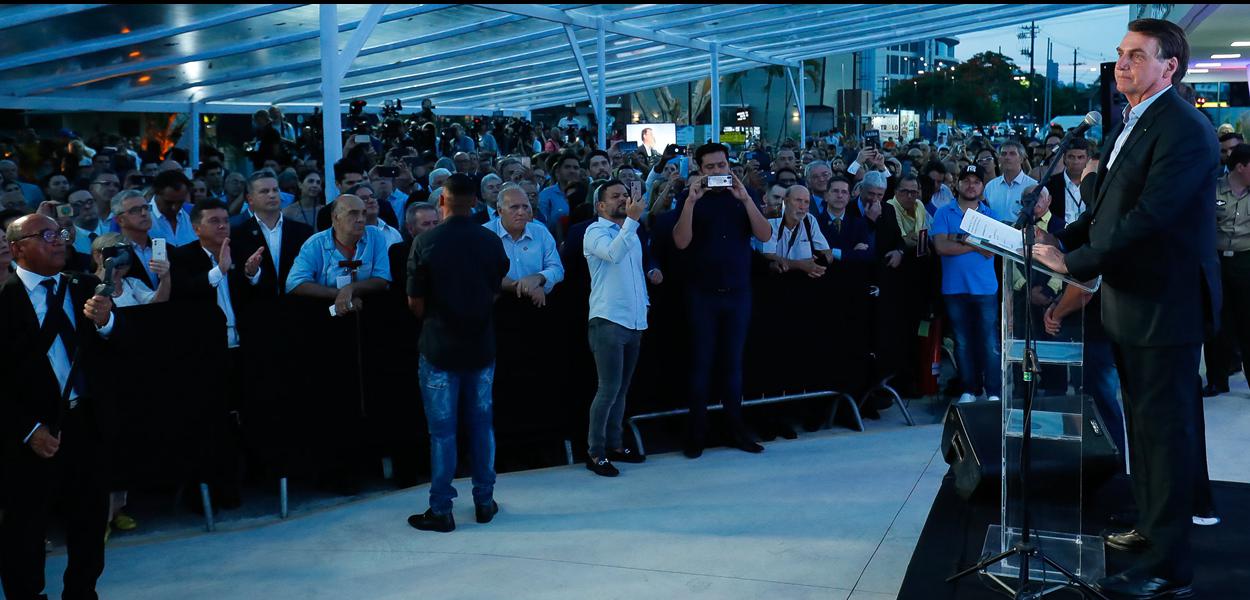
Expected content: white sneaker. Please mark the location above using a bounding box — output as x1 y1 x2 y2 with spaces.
987 396 1001 403
1193 514 1221 526
957 393 977 404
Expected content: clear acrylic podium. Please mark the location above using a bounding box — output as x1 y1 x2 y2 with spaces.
969 238 1106 596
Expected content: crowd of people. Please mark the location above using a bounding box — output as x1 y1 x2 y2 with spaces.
1 16 1247 597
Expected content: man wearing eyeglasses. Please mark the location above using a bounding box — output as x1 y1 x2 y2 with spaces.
111 190 159 288
69 189 108 257
1 213 117 600
88 171 121 224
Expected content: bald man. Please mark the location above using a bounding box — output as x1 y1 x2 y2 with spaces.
1 214 117 600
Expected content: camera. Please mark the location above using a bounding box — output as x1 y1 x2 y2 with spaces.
56 204 74 218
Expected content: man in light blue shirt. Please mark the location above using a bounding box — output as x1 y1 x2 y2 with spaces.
582 179 651 475
983 140 1037 222
148 170 197 247
538 152 582 228
286 194 390 316
485 187 563 307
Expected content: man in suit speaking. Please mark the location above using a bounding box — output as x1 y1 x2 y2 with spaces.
1033 19 1220 600
1 214 118 599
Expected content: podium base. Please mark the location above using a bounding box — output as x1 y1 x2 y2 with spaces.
980 525 1106 595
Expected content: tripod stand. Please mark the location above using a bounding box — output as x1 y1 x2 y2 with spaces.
946 135 1110 600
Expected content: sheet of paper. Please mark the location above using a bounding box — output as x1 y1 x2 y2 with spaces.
960 209 1024 253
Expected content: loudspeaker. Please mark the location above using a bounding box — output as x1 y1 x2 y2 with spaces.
940 397 1121 500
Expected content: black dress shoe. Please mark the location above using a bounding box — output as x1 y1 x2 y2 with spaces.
1104 529 1150 552
608 448 645 463
475 500 498 524
1202 382 1229 397
1096 571 1194 599
683 439 704 459
408 509 455 533
586 456 619 477
731 439 765 453
776 423 798 440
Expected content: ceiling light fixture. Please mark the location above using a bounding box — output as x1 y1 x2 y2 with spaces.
1232 41 1250 47
1194 62 1221 68
1188 68 1210 74
1211 54 1241 59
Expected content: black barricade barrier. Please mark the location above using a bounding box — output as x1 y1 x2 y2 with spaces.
492 289 573 454
873 253 940 398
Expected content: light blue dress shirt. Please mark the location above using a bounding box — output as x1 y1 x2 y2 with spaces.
983 171 1038 223
148 201 198 247
484 219 564 294
285 225 392 293
584 217 649 330
538 184 569 225
1108 85 1171 170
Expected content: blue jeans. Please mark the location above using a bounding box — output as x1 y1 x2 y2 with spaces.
944 294 1002 397
419 355 496 514
587 318 642 458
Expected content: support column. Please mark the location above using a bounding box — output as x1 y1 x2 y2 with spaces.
189 102 201 170
710 43 720 143
798 62 807 145
596 17 607 149
320 4 343 202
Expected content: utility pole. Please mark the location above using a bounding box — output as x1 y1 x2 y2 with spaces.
1044 39 1053 126
1073 47 1079 87
1019 21 1039 123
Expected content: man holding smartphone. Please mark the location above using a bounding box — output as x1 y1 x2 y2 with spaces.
672 143 772 457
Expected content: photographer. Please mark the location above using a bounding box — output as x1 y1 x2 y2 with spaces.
672 142 772 457
248 109 283 171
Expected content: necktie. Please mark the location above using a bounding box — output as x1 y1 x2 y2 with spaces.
834 218 842 234
40 278 78 359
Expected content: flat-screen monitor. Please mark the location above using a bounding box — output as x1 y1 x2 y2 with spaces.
627 123 675 157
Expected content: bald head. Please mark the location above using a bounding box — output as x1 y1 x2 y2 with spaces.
783 184 813 224
7 214 66 275
332 194 366 241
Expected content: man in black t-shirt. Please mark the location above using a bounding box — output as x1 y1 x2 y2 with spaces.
405 173 509 533
672 143 773 457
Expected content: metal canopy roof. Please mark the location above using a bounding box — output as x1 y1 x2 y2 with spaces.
0 3 1114 116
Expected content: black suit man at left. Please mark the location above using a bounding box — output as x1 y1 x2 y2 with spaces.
0 214 118 600
170 200 264 510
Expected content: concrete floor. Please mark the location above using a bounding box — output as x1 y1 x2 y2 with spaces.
27 380 1249 600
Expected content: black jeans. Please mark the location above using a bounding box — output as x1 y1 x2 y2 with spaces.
1204 250 1250 387
686 288 753 443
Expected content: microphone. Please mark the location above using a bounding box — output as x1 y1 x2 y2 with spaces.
1064 111 1101 142
94 245 132 297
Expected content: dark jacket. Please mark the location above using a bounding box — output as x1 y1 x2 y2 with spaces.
230 215 314 298
0 272 119 452
1058 87 1221 347
169 241 256 351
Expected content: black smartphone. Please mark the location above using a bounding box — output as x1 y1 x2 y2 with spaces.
863 129 881 149
673 145 687 156
376 166 399 178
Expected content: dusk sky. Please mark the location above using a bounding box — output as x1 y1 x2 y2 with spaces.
954 6 1131 86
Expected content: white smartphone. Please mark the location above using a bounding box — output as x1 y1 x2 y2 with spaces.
706 175 733 188
355 134 371 144
152 238 168 262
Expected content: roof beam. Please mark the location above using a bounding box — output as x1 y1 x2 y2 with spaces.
564 24 600 114
0 4 304 73
193 12 537 103
743 5 1011 53
405 47 699 106
714 6 930 48
0 4 110 32
131 25 569 102
337 5 389 81
470 4 794 66
773 5 1106 62
5 4 453 96
601 4 714 22
661 4 870 40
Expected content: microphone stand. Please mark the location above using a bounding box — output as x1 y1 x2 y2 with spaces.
946 134 1109 600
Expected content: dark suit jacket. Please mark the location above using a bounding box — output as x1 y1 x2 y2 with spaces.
819 212 875 263
230 216 313 298
1058 87 1221 347
169 242 256 352
0 272 119 454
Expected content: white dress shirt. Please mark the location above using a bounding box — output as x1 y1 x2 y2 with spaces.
149 200 198 247
583 217 649 331
1062 171 1085 222
14 264 115 442
255 214 284 274
203 247 262 348
374 219 405 247
1107 85 1171 170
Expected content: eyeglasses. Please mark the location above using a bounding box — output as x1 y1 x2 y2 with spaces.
17 228 71 244
896 188 921 195
976 157 995 163
122 205 151 216
92 180 120 187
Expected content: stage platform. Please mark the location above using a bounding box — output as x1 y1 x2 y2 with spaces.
25 385 1250 600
